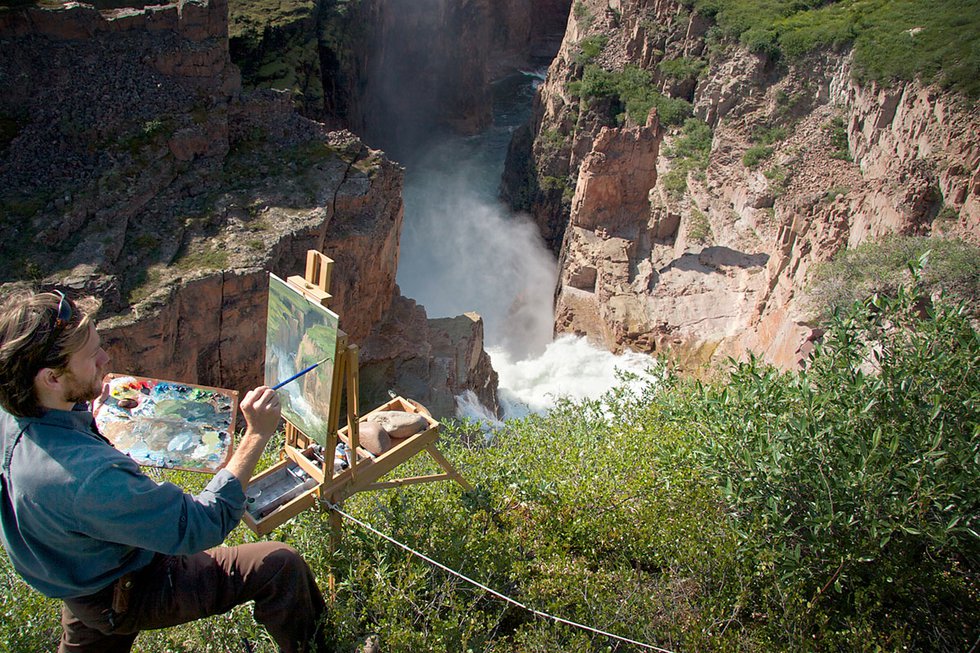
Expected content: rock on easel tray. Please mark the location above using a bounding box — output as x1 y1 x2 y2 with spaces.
95 374 239 473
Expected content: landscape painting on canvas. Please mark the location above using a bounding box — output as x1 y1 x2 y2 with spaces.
264 273 339 446
96 375 238 473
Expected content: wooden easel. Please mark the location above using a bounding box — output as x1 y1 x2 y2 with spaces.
244 251 471 596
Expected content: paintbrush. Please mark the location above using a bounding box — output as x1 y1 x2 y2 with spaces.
272 357 329 391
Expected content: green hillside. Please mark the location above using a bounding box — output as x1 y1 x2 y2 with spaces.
2 272 976 651
685 0 980 99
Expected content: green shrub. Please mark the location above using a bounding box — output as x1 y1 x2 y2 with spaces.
570 64 693 126
614 65 663 124
669 117 713 159
537 128 567 153
808 235 980 316
751 124 788 145
643 93 694 126
658 56 708 81
567 64 617 100
119 116 173 155
663 118 713 197
572 0 591 26
824 115 850 160
664 275 980 649
574 35 607 65
742 144 773 168
764 164 789 195
539 175 568 192
661 168 689 197
688 207 712 243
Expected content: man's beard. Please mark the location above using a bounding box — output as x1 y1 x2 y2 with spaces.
63 369 103 405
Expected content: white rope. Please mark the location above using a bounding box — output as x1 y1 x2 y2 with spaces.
325 501 676 653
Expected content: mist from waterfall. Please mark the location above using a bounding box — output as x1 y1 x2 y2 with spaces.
397 126 556 361
394 72 659 420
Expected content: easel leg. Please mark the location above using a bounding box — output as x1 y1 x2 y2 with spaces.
425 444 473 491
327 500 342 602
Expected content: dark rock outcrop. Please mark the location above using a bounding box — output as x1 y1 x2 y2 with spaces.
360 294 498 419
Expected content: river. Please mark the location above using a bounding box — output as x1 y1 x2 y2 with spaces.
394 70 657 421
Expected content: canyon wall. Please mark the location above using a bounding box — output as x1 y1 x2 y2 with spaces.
0 0 496 418
503 0 979 369
227 0 571 155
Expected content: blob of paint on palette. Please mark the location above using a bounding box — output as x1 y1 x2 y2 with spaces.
97 375 239 473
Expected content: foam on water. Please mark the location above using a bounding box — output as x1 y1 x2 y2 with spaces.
455 336 658 421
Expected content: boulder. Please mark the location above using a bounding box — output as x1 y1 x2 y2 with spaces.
368 410 429 439
355 420 391 455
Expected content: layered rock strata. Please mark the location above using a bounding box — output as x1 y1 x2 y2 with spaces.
0 0 498 418
503 0 979 369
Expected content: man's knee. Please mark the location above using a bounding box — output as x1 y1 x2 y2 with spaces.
247 542 314 584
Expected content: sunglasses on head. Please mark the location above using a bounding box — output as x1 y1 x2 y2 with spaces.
51 289 73 330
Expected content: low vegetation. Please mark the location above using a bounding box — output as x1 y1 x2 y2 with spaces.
658 56 707 82
574 34 608 65
687 207 712 244
662 118 713 197
172 244 231 272
763 163 789 196
751 124 788 146
682 0 980 99
741 119 790 174
572 0 592 28
741 143 773 168
823 115 851 160
663 277 979 650
3 273 975 651
570 64 693 126
119 117 174 156
809 235 980 318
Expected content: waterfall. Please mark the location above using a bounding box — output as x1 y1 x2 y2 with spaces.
394 71 658 420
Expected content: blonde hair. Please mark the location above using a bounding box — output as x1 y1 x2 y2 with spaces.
0 290 97 417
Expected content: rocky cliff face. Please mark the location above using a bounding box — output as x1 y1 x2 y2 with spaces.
503 0 979 369
226 0 571 156
0 0 497 418
360 294 498 418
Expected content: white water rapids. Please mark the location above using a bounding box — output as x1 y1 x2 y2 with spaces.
395 71 658 421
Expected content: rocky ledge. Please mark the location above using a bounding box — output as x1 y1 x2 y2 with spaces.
0 0 499 418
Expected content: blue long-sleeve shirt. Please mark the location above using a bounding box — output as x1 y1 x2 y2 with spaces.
0 405 246 599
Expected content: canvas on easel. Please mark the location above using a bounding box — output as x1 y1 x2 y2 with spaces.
243 251 471 543
264 273 340 447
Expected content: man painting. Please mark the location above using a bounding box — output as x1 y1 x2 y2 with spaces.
0 289 330 652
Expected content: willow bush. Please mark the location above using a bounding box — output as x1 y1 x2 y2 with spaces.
660 270 979 650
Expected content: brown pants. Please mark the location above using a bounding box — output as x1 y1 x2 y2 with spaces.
59 541 330 653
